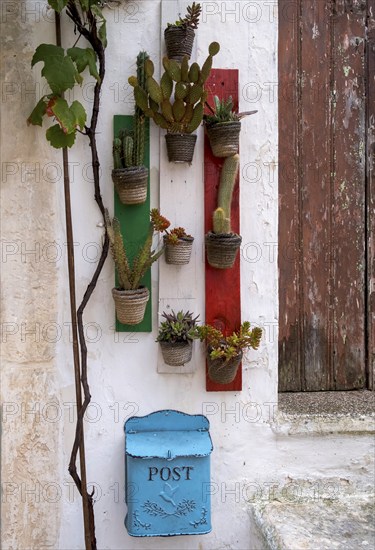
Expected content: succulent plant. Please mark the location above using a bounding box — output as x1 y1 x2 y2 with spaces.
113 51 149 168
204 95 257 127
156 310 199 344
105 209 170 290
167 2 202 29
164 226 192 245
195 321 262 362
212 154 240 234
129 42 220 134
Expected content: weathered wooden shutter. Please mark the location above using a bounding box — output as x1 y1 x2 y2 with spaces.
278 0 374 391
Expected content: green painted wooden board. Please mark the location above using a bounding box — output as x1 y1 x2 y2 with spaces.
113 115 151 332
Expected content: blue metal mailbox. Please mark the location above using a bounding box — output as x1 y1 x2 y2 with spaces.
124 410 213 537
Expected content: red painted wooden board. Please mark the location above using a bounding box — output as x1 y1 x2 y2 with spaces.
204 69 241 392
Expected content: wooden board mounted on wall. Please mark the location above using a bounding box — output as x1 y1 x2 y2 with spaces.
113 115 151 332
204 69 242 392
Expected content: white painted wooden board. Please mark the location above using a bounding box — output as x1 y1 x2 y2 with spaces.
157 0 205 374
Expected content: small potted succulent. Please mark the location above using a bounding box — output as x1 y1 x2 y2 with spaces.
204 95 257 157
164 226 194 265
106 208 170 325
157 310 199 366
196 322 262 384
164 2 202 61
112 52 149 205
129 42 220 163
205 153 242 268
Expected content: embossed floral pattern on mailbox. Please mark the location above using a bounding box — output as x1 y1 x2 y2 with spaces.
124 410 213 537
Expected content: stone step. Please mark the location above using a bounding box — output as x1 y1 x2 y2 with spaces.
249 494 375 550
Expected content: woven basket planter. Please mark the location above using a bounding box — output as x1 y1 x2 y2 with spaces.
207 350 242 384
112 287 149 325
205 232 242 269
164 26 195 61
164 236 194 265
160 341 193 366
206 121 241 157
165 134 197 163
112 165 148 205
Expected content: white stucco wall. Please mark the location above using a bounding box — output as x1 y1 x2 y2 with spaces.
1 2 374 550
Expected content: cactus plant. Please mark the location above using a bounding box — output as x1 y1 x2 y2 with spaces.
129 43 220 163
112 52 150 203
206 154 242 269
129 43 220 135
212 154 240 234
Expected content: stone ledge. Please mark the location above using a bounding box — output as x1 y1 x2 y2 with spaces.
249 495 375 550
272 391 375 435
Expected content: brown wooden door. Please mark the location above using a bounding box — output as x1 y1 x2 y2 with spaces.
278 0 375 391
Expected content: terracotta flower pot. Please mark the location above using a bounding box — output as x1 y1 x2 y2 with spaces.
206 121 241 157
207 349 242 384
165 134 197 163
112 165 148 205
205 231 242 269
164 26 195 61
160 341 193 366
164 236 194 265
112 287 149 325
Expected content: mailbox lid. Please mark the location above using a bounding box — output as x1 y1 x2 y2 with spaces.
125 410 213 459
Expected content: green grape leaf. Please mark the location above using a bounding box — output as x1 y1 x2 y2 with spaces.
51 97 77 134
27 97 47 127
67 47 100 81
46 124 76 148
70 100 87 130
32 44 78 94
48 0 68 12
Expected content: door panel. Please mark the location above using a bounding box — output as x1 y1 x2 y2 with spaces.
278 0 371 391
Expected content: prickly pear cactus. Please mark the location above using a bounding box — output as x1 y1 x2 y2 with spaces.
129 42 220 134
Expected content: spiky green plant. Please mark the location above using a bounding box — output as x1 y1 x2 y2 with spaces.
196 321 262 362
167 2 202 29
204 95 257 127
212 154 240 234
156 310 199 344
105 209 170 290
113 51 149 169
129 42 220 134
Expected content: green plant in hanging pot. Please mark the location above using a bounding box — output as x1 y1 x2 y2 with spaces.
164 225 194 265
112 51 149 205
164 2 202 61
106 208 170 325
129 42 220 163
205 153 242 268
196 322 262 384
204 95 257 157
157 310 199 366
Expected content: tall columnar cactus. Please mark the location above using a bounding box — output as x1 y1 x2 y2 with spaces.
212 154 240 234
113 51 149 169
134 51 148 166
129 42 220 134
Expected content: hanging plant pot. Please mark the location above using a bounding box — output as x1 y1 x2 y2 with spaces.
112 166 148 205
205 231 242 269
165 134 197 163
112 287 150 325
164 236 194 265
164 26 195 61
206 121 241 158
207 349 242 384
160 341 193 366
